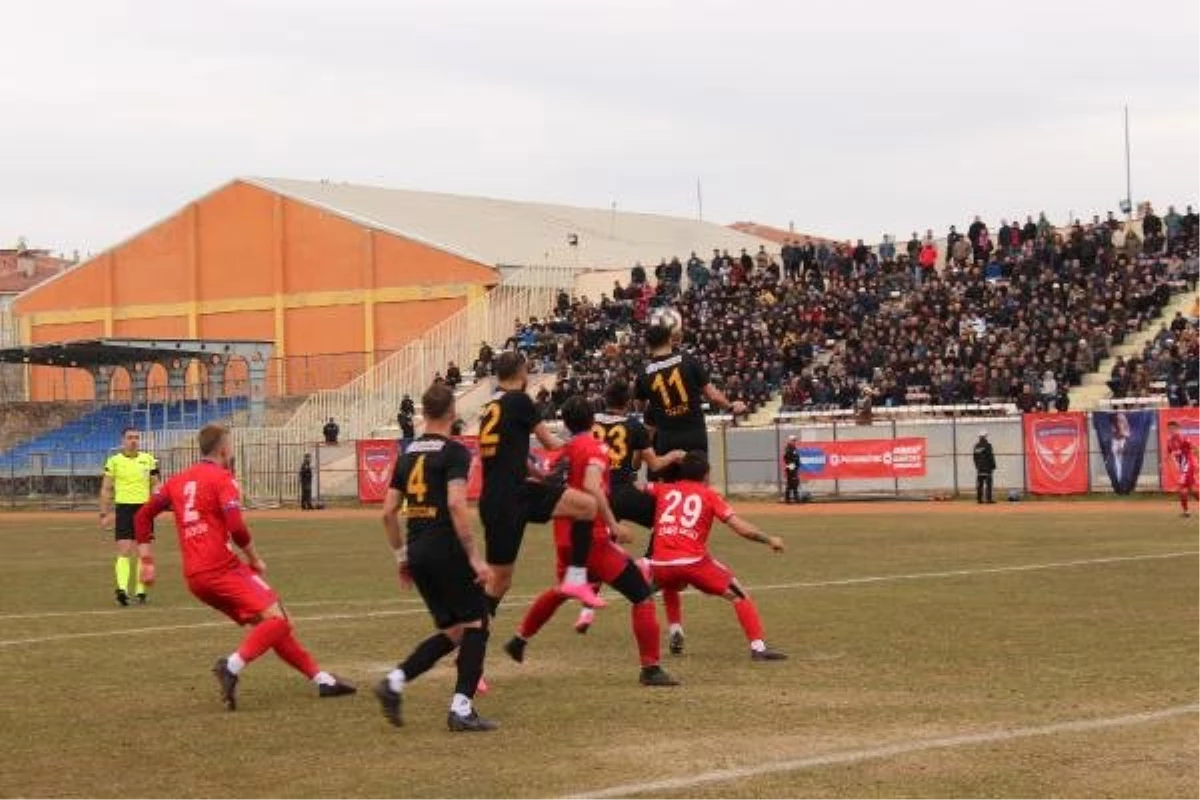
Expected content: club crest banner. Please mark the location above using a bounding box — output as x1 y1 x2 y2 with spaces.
1023 413 1088 494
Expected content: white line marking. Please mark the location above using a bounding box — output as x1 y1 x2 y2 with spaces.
0 607 430 648
568 704 1200 799
750 551 1200 593
0 550 1194 646
0 595 424 621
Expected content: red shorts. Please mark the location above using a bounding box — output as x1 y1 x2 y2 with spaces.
1179 470 1197 491
554 539 631 585
188 563 279 624
650 556 734 597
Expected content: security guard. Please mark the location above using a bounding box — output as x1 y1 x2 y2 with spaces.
782 436 802 503
973 431 997 504
100 427 159 605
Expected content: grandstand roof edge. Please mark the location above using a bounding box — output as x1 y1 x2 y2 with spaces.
239 176 503 274
11 179 247 308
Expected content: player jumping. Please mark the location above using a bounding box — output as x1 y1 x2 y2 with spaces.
502 397 679 686
478 351 604 616
644 451 788 661
375 383 498 731
635 317 745 655
1166 420 1198 517
134 424 356 710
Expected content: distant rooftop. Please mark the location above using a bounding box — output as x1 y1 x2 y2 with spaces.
0 248 74 295
728 222 840 246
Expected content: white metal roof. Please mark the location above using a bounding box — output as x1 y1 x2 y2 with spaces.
243 176 776 269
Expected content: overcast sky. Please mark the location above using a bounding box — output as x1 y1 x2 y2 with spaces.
2 0 1197 255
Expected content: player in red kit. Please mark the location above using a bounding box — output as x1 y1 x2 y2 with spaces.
134 424 355 710
502 397 679 686
1166 420 1198 517
645 451 788 661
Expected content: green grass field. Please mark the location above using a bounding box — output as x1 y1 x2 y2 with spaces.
0 502 1196 798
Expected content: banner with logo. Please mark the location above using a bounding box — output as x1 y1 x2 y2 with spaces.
794 438 926 480
356 439 400 503
1157 408 1200 489
1023 412 1088 495
1092 409 1155 495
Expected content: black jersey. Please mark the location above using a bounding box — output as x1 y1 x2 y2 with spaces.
390 434 470 542
635 349 710 433
479 389 538 494
592 412 651 485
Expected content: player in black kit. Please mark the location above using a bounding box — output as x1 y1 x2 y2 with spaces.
478 351 605 615
574 379 686 633
634 321 744 654
375 382 496 732
635 323 745 479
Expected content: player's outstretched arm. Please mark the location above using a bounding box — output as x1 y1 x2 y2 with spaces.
583 464 630 542
640 447 686 474
448 480 489 584
381 487 405 563
533 421 564 451
727 515 784 552
99 473 114 529
702 383 747 416
133 490 171 584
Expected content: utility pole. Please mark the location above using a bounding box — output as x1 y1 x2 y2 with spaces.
1123 105 1133 218
696 178 703 222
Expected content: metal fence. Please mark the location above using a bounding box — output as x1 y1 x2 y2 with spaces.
1 412 1185 510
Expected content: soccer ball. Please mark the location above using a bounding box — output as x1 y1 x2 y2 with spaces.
649 306 684 339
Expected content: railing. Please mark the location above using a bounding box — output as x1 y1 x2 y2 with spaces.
267 266 577 441
221 266 576 502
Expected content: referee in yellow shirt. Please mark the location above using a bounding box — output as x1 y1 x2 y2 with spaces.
100 427 160 606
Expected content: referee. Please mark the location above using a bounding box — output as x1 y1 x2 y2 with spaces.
100 426 159 605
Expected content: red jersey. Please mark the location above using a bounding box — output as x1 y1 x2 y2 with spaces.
647 480 735 565
1167 434 1197 475
551 433 610 546
135 460 250 577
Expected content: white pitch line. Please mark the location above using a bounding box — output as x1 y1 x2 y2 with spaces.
568 704 1200 799
0 594 427 623
749 550 1200 593
0 550 1195 645
0 607 431 648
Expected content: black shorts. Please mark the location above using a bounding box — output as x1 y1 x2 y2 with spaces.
114 503 145 541
648 427 710 482
479 481 566 566
610 481 656 528
408 537 488 630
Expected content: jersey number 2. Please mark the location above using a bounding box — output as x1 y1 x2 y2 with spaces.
182 481 199 524
479 403 501 449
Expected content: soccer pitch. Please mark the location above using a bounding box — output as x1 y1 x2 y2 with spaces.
0 502 1196 798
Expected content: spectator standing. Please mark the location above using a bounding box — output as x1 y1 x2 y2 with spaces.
299 454 314 510
446 361 462 390
323 418 340 445
782 436 801 504
973 432 997 504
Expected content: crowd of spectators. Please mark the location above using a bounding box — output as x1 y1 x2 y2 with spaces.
451 204 1198 420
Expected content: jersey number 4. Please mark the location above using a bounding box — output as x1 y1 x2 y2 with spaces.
650 367 689 409
406 455 428 503
660 489 702 529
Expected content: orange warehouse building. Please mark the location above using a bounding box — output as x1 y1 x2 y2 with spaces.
13 179 500 401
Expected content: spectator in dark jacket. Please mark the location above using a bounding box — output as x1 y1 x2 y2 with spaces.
322 418 340 445
973 432 997 504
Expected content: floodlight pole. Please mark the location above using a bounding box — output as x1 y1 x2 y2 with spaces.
1124 105 1133 218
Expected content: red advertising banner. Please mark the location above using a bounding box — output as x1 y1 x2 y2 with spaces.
1023 412 1088 495
794 437 926 480
356 439 399 503
459 436 484 501
1157 408 1200 490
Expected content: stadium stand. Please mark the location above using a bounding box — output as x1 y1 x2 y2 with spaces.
0 398 247 471
471 209 1199 419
